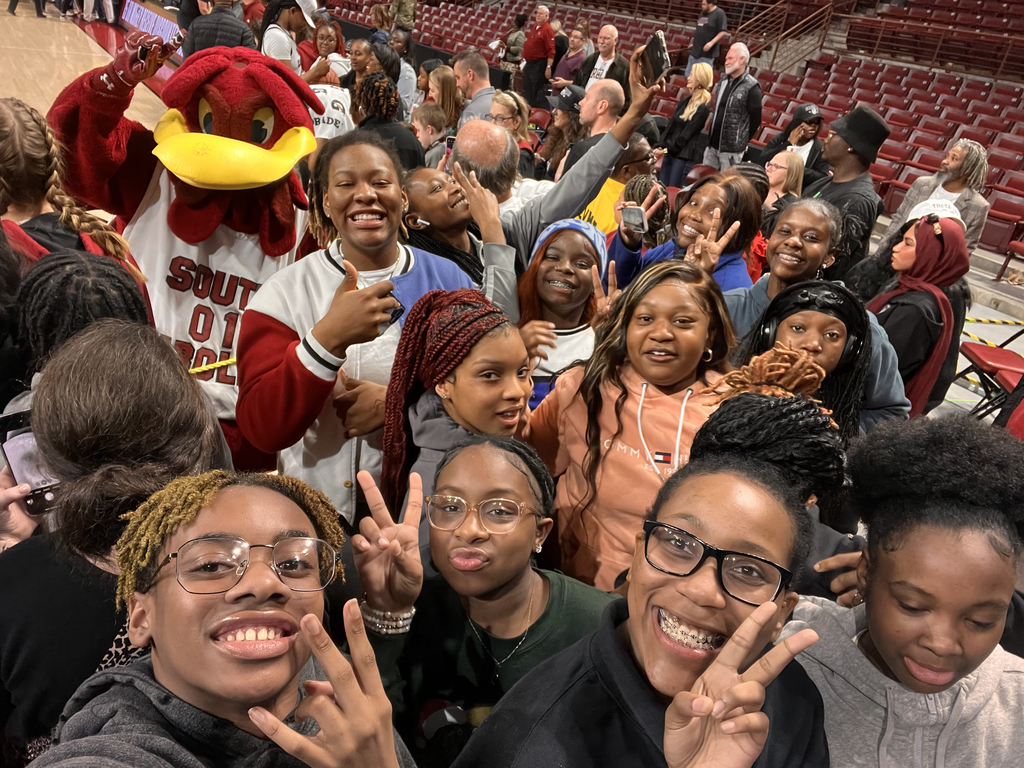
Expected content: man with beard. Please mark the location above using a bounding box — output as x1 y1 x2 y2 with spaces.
801 105 890 281
702 43 761 171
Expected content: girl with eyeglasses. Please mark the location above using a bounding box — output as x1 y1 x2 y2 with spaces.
780 415 1024 768
351 436 614 766
454 394 835 768
524 261 733 590
488 90 535 179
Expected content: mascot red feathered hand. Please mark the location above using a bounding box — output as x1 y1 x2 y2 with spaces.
48 34 325 467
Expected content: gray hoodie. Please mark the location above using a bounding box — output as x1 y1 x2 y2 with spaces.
29 655 416 768
780 596 1024 768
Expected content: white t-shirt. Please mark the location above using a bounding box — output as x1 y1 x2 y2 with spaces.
929 185 962 203
263 24 300 74
787 141 813 163
586 55 614 90
309 84 354 140
530 325 595 408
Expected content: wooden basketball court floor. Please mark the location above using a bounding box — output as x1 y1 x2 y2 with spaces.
0 8 166 127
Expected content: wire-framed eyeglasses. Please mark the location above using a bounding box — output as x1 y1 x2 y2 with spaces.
154 536 341 594
642 521 792 606
424 495 537 534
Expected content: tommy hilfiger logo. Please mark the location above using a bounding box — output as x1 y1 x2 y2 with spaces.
653 452 672 464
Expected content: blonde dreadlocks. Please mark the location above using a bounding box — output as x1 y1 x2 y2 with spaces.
116 470 346 608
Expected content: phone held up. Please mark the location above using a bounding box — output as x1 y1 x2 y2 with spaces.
621 205 648 234
0 411 60 515
641 31 670 87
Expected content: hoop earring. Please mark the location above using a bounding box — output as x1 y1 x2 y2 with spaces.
701 348 713 362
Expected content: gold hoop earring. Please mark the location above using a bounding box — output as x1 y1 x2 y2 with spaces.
701 349 713 362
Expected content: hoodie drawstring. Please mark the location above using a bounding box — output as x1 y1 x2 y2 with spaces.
933 683 966 768
637 382 692 481
878 687 896 768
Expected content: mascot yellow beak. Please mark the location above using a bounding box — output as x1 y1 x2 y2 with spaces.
153 109 315 191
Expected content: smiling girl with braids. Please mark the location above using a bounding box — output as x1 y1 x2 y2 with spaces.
380 288 532 518
352 73 424 171
0 98 133 269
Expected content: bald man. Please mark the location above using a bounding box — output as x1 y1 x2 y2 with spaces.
573 24 630 109
560 79 625 177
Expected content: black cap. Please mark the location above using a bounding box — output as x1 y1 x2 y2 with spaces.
792 103 822 125
831 105 891 164
545 84 586 113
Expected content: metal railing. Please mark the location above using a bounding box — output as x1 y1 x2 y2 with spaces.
824 13 1024 82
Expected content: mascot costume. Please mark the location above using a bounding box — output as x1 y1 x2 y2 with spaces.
49 33 323 468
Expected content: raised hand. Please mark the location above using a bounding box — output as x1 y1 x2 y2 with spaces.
617 185 665 250
590 261 621 328
310 259 401 358
351 472 424 613
626 45 665 118
109 31 182 90
452 162 505 245
815 551 864 607
304 57 333 85
664 602 819 768
684 207 741 275
519 320 558 363
248 601 401 768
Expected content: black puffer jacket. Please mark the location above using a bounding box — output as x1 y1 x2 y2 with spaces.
180 7 257 57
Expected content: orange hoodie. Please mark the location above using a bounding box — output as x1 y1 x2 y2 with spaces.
526 364 722 591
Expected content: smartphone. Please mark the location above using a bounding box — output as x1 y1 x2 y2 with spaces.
0 411 59 514
446 135 457 156
622 205 648 234
379 296 405 337
641 31 670 87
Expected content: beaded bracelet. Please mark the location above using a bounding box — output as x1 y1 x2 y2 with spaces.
360 600 416 635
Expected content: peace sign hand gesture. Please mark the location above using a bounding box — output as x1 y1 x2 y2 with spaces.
664 603 819 768
684 208 741 275
248 601 401 768
590 261 621 328
351 472 424 614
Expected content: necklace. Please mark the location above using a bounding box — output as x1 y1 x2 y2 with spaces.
468 573 537 680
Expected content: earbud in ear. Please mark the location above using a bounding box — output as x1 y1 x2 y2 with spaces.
415 218 431 227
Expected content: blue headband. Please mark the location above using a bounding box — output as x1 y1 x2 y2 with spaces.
530 219 609 276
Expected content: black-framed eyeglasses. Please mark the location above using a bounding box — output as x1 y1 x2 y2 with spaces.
424 494 537 534
485 113 516 125
642 521 792 606
154 536 341 595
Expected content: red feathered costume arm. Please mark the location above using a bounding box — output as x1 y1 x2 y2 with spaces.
47 32 178 220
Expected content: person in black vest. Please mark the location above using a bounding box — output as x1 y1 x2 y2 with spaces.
802 105 889 281
702 43 761 171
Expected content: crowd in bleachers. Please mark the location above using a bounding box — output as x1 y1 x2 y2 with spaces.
4 0 1024 766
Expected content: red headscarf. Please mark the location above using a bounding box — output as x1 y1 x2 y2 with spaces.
380 289 510 513
866 216 970 416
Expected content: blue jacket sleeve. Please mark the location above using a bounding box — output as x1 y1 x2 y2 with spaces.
611 239 675 289
860 314 911 432
712 253 753 293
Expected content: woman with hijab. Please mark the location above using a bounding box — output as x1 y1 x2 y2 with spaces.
866 214 970 416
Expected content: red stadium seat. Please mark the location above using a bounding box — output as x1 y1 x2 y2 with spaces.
977 115 1012 133
869 162 899 194
824 95 854 112
908 130 947 151
987 148 1024 173
968 100 1003 118
529 108 551 131
916 116 954 137
910 100 942 118
980 191 1024 252
942 108 972 126
995 133 1024 155
879 94 909 110
886 109 920 128
878 142 915 163
907 149 947 172
993 169 1024 196
886 125 912 144
884 166 926 215
937 94 969 110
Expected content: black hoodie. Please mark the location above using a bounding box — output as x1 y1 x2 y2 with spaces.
759 104 830 188
29 656 416 768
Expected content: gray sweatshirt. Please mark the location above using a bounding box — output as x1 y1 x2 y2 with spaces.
723 275 911 432
29 655 416 768
780 596 1024 768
